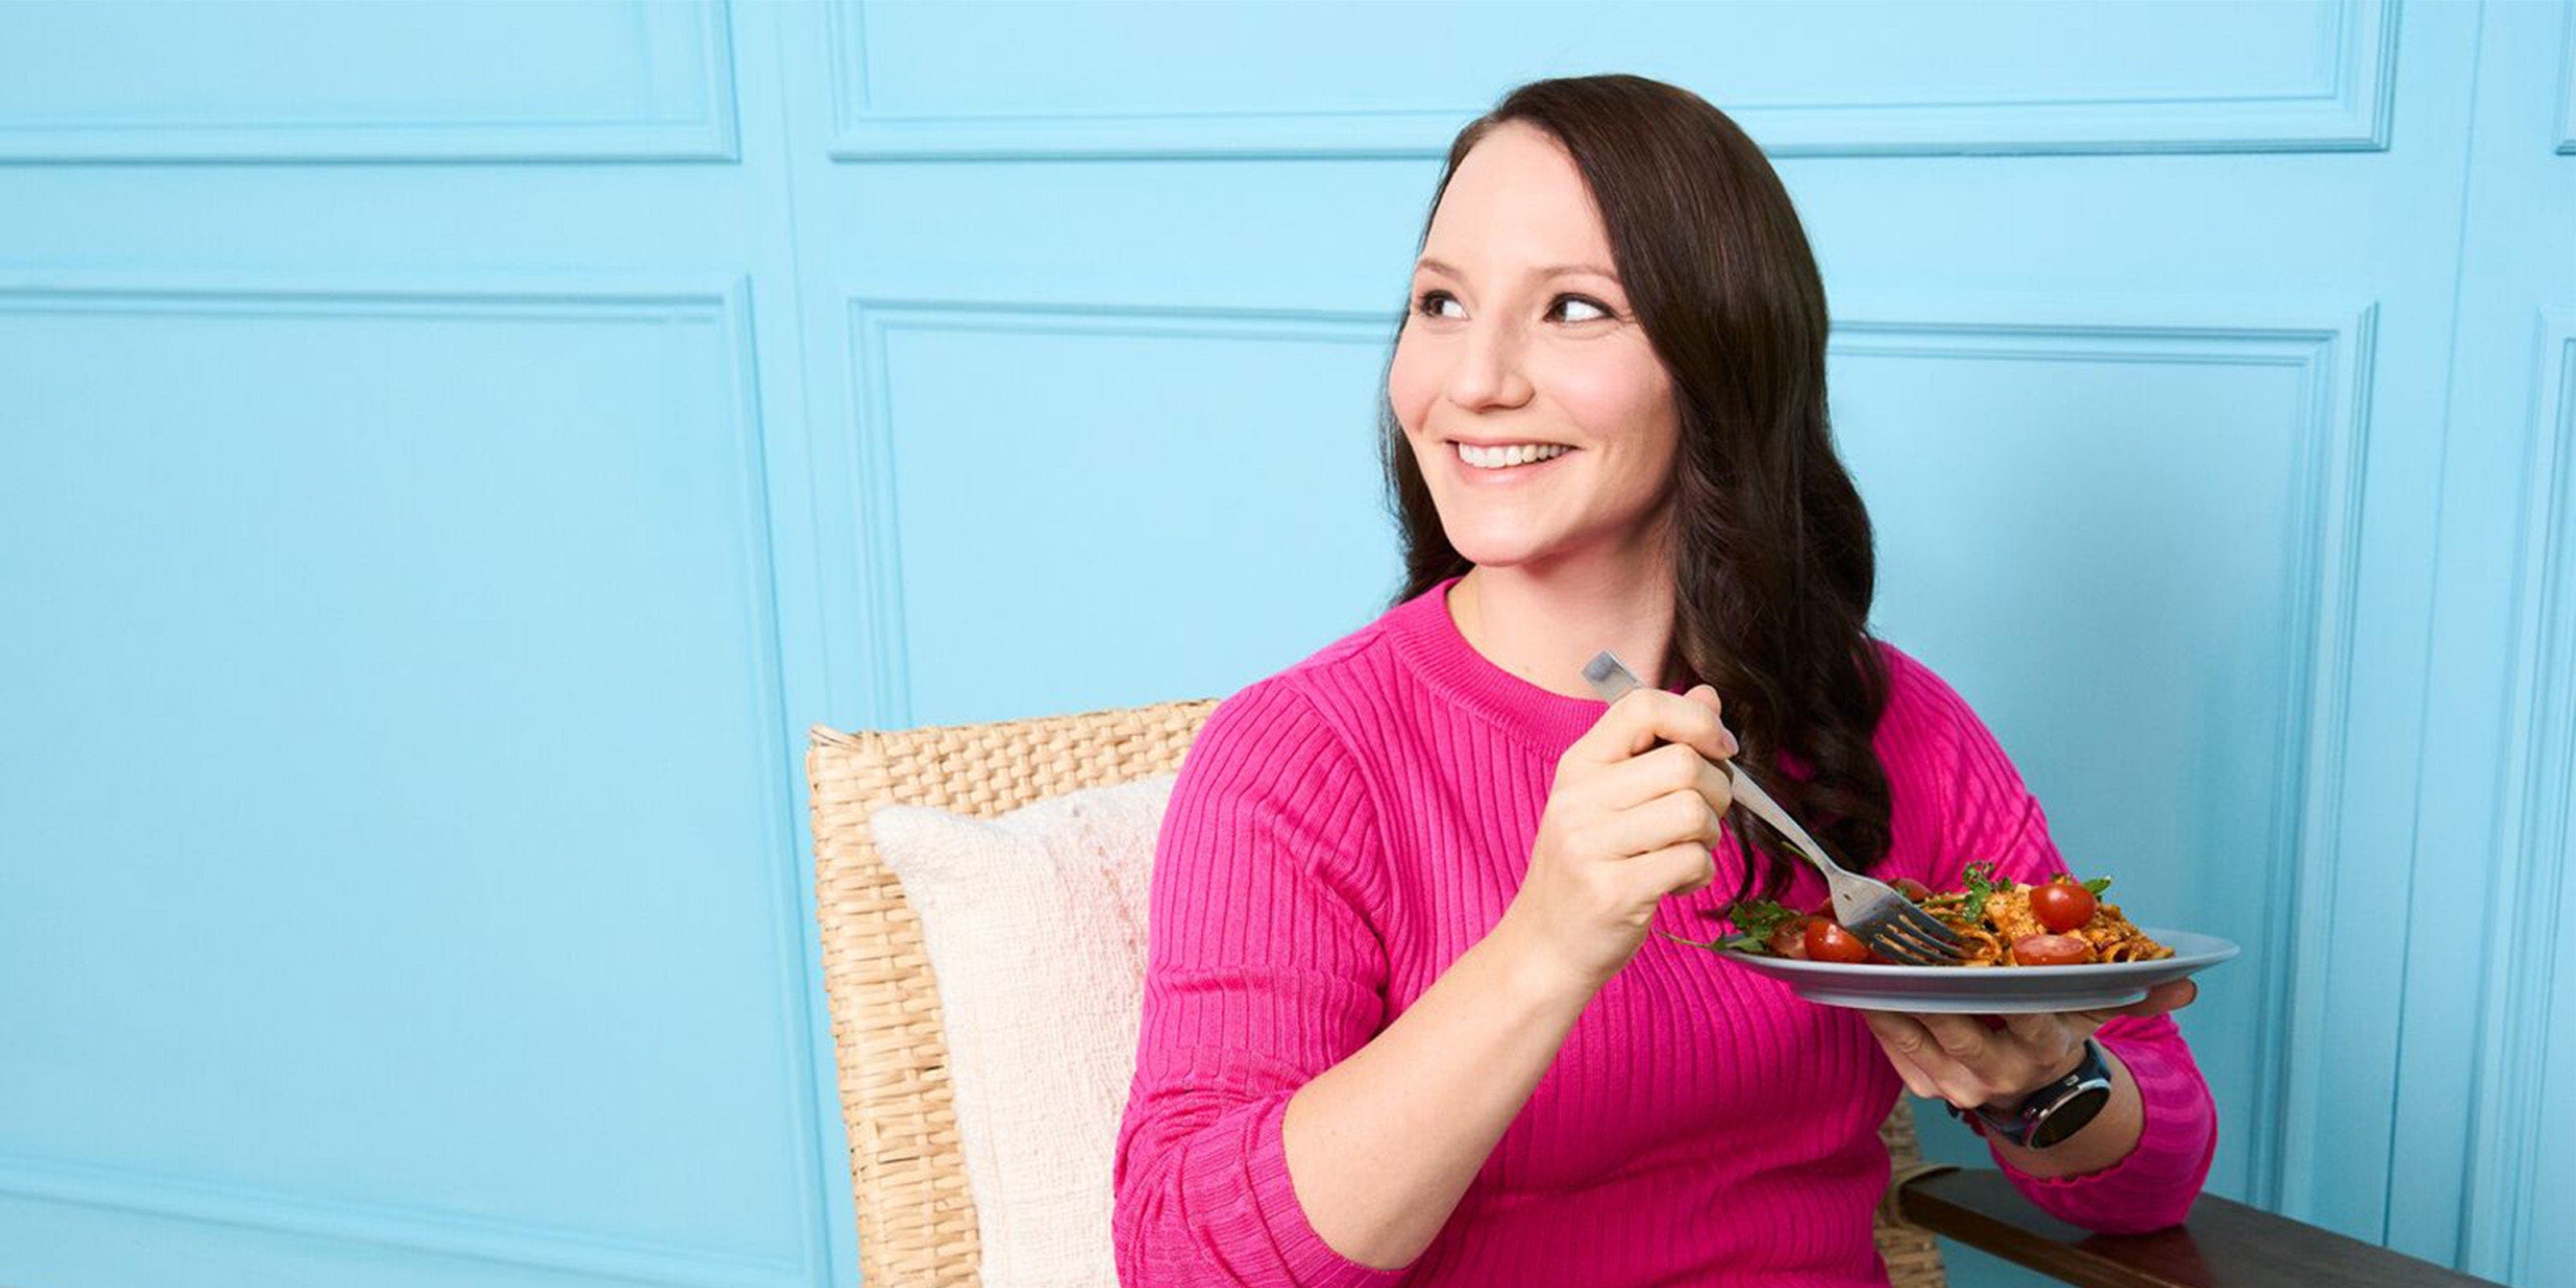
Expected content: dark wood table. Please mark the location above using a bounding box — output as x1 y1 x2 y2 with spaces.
1897 1169 2512 1288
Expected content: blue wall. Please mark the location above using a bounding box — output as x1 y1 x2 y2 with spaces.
0 2 2569 1286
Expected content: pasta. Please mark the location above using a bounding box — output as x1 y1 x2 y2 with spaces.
1700 861 2173 966
1914 864 2173 968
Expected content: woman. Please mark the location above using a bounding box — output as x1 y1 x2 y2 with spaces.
1112 73 2215 1287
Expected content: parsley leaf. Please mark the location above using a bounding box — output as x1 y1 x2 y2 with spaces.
1959 861 2017 921
1705 896 1804 954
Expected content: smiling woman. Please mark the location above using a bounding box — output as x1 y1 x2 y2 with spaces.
1111 73 2220 1288
1382 92 1892 903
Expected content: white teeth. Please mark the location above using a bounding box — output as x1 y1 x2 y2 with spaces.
1456 442 1571 469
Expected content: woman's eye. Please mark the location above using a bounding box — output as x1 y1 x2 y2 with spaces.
1411 290 1612 324
1553 295 1612 324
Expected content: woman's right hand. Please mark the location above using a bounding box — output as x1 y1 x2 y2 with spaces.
1496 683 1739 999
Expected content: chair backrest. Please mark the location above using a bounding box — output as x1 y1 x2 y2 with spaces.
805 696 1950 1287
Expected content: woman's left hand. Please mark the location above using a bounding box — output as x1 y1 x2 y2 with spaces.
1859 979 2198 1110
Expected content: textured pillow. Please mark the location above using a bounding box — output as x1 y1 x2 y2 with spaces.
865 771 1177 1288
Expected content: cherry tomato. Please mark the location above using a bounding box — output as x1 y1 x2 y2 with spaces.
1805 919 1873 964
2029 879 2097 934
1891 877 1932 902
2012 933 2093 966
1766 916 1814 960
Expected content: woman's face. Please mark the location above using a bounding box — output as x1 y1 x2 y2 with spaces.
1389 120 1681 572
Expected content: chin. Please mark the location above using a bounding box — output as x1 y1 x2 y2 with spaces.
1444 536 1560 568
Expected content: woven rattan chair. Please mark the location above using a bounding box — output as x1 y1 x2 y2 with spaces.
805 698 2503 1288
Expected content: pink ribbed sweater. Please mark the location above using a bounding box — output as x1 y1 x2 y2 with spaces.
1112 573 2218 1287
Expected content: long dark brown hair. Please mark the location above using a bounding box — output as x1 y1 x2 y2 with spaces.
1379 73 1893 904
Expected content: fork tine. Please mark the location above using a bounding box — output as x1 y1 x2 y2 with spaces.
1856 903 1966 964
1890 899 1966 947
1882 931 1959 966
1857 921 1947 965
1886 921 1963 963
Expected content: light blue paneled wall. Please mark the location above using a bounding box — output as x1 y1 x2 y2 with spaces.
0 2 2566 1286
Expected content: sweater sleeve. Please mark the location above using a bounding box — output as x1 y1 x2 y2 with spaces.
1876 642 2219 1235
1111 676 1421 1287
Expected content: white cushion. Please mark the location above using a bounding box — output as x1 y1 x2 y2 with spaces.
865 772 1177 1288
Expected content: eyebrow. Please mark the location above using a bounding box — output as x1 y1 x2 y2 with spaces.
1414 256 1621 283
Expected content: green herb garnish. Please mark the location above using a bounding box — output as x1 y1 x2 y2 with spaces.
1723 896 1805 949
1959 861 2018 921
1651 895 1806 955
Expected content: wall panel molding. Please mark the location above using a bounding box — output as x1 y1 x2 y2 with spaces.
825 0 2397 160
0 2 739 163
0 272 829 1287
0 1154 804 1288
1830 294 2379 1211
2556 0 2576 153
840 297 1398 730
2459 308 2576 1284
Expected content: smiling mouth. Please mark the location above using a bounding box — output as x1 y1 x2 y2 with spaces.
1451 440 1576 470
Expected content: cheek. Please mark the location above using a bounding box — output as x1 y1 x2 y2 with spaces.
1548 349 1674 440
1386 332 1439 432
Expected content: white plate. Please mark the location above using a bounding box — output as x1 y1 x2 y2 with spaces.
1713 926 2240 1013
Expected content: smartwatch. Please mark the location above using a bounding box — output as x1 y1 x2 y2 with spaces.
1945 1037 2113 1150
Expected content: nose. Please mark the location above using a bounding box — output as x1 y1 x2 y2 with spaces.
1444 312 1532 411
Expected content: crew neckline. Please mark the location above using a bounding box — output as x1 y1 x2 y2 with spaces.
1385 572 1688 752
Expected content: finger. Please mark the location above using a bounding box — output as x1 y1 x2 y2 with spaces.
1892 1038 1982 1108
1885 1041 1944 1100
1918 1011 2052 1106
1863 1010 1947 1073
2114 978 2198 1016
1910 1011 1996 1062
1999 1010 2060 1046
1596 742 1736 819
1567 686 1736 767
2000 1010 2089 1075
1860 1013 1944 1098
2054 1009 2116 1038
1633 840 1719 898
2067 980 2198 1032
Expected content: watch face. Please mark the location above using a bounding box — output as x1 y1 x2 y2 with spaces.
2029 1084 2112 1149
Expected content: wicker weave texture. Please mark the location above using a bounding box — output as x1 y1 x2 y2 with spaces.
804 696 1949 1287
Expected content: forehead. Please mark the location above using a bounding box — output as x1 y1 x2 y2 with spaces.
1423 122 1614 266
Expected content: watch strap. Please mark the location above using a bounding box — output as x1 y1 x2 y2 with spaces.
1946 1036 2112 1149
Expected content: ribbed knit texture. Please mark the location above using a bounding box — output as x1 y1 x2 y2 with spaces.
1112 573 2219 1286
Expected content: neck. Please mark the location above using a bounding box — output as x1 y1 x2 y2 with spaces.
1449 561 1681 702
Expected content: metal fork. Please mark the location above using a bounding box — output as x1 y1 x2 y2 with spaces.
1579 650 1967 966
